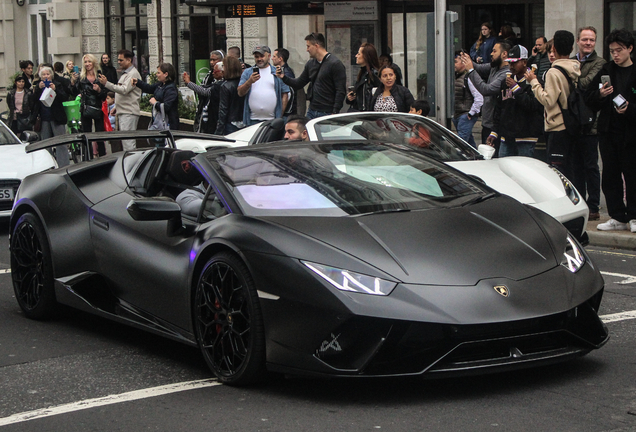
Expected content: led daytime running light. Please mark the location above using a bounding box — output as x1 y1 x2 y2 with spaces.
303 261 397 296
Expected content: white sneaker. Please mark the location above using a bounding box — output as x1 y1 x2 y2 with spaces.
630 219 636 233
597 218 629 231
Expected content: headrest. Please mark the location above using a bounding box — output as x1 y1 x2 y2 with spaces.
165 150 202 186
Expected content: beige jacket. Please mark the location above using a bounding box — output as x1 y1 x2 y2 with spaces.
530 59 581 132
104 66 142 116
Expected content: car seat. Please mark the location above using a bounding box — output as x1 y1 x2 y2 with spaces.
159 150 202 198
248 118 285 145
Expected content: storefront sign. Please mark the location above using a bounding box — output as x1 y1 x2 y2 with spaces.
195 59 210 85
324 1 377 21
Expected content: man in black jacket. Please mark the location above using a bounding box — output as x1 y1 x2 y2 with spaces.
585 29 636 233
276 33 346 119
489 45 543 157
571 26 606 221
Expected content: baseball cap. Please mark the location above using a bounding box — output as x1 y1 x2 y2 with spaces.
508 45 528 62
253 46 271 55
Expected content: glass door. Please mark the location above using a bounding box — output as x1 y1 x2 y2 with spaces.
28 7 50 65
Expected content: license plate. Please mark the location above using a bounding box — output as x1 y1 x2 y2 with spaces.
0 188 14 201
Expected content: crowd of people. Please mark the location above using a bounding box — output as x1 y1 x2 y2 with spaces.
459 26 635 234
5 27 635 234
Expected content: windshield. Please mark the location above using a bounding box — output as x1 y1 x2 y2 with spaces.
312 114 481 162
0 122 21 145
209 142 488 217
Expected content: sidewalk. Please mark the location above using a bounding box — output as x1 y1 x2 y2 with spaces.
587 210 636 250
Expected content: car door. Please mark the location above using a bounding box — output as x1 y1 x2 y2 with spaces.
88 150 200 332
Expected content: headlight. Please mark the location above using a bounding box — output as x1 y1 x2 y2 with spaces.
302 261 397 296
550 167 580 205
561 235 585 273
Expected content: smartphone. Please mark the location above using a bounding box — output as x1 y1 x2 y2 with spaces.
613 94 627 109
601 75 611 87
253 66 260 75
347 85 355 93
73 66 80 74
43 79 51 88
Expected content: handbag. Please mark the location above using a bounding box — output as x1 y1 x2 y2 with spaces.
16 114 32 133
84 104 103 120
148 103 169 147
39 87 56 107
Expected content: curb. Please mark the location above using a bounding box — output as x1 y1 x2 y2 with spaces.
588 231 636 250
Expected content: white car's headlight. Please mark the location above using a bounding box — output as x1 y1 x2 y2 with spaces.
303 261 397 296
561 235 585 273
550 167 580 205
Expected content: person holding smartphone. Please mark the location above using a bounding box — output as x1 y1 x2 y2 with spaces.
585 29 636 233
346 42 382 112
237 45 289 128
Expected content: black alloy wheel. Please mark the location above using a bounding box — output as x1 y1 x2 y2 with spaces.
10 213 57 320
194 252 265 385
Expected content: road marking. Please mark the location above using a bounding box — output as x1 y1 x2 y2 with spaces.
0 378 221 426
601 271 636 284
0 269 10 274
587 249 636 258
600 310 636 324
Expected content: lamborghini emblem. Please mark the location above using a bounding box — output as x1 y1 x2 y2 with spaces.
493 285 509 297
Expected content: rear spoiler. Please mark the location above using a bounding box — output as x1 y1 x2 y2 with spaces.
25 130 235 154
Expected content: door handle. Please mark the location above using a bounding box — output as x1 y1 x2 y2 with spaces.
92 215 109 231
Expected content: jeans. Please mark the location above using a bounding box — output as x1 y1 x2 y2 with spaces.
306 109 331 120
499 137 535 158
81 114 106 156
452 114 478 148
40 120 69 167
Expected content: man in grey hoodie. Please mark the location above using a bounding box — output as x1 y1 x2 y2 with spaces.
526 30 581 183
461 41 511 156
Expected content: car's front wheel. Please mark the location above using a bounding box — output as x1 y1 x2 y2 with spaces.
10 213 57 320
193 252 265 385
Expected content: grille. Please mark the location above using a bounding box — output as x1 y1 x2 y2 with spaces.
0 179 20 211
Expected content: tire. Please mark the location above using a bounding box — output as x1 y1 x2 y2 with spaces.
193 252 265 386
10 213 57 320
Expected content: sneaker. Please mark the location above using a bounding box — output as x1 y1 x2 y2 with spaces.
630 219 636 233
589 212 600 221
597 218 629 231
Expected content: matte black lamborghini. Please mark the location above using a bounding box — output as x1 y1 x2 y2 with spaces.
10 131 608 385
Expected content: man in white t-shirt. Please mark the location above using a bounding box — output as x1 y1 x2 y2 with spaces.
237 46 290 126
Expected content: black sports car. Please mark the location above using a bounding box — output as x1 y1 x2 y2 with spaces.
10 132 608 385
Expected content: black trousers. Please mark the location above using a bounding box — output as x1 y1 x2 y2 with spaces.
547 129 576 184
599 131 636 223
81 113 106 156
571 134 601 213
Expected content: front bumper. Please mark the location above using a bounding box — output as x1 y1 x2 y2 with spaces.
272 289 608 378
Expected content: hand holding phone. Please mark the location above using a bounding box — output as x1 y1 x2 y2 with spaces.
613 94 627 110
73 66 80 74
601 75 611 88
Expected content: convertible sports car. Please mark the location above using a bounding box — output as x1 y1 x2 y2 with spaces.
11 132 608 386
177 113 590 243
0 122 56 217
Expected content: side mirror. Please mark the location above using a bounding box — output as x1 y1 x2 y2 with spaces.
127 197 183 236
21 130 40 143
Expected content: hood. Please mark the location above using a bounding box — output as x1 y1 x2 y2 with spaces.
551 58 581 80
448 157 567 205
264 196 560 286
0 144 57 180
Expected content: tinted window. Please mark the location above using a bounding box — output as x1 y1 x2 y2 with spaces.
313 114 481 162
209 143 487 217
0 122 21 145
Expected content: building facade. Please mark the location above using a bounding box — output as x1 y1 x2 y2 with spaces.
0 0 633 96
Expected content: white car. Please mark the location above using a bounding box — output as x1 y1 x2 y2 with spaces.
177 112 589 243
0 125 57 217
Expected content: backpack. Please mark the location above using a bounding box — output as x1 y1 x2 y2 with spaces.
553 66 596 136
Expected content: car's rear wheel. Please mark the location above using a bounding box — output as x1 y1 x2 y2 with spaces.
194 252 265 385
10 213 57 320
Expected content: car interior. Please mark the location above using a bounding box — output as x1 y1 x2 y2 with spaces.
248 118 285 145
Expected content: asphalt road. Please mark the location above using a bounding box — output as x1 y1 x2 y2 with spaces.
0 218 635 432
